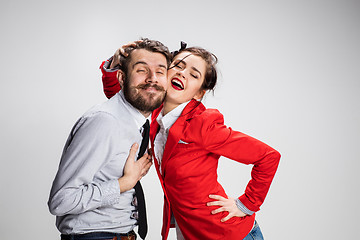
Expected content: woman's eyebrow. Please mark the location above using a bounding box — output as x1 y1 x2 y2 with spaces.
178 54 202 76
174 54 191 67
169 59 186 69
191 66 202 76
177 59 186 66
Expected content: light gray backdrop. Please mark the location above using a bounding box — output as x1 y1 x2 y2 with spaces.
1 0 359 239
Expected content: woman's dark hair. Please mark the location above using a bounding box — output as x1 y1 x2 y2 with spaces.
173 46 218 92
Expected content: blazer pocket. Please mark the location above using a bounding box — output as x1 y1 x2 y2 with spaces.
175 141 195 149
178 139 189 144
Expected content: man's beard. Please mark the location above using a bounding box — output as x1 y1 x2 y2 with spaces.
123 81 166 113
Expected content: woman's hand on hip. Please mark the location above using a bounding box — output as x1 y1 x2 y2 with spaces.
207 194 246 222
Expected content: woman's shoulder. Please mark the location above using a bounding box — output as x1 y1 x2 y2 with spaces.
184 105 226 141
200 107 222 117
185 100 222 118
190 104 225 126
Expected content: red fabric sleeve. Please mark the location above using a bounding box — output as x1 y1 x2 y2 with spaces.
99 61 121 99
190 109 281 212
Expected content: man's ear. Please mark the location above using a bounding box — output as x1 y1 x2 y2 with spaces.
117 70 125 88
194 89 206 100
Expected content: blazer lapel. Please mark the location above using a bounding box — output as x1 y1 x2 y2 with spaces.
161 100 205 175
150 105 162 174
150 111 161 144
161 117 187 174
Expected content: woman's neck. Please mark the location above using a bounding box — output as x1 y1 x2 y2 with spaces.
163 100 181 116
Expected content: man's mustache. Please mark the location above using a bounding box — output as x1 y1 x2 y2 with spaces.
136 83 165 91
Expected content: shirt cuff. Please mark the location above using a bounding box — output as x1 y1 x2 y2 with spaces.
99 179 121 206
103 56 120 71
236 198 255 215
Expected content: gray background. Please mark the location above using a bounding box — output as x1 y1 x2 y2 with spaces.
1 0 359 239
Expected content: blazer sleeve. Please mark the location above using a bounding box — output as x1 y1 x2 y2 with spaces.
190 109 281 212
100 58 121 99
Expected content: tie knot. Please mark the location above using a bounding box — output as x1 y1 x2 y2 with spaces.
142 120 150 137
143 119 150 130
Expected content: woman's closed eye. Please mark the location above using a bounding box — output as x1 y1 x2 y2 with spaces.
190 73 199 79
174 63 185 70
171 60 186 70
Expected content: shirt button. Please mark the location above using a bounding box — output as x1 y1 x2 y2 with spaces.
131 211 139 220
131 196 138 206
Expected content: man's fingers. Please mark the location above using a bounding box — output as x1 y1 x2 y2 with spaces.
147 154 153 162
127 143 139 160
144 159 152 168
140 156 152 169
137 153 150 164
147 148 153 157
138 153 152 174
141 162 153 177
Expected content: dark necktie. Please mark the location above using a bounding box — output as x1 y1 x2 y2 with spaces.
134 119 149 239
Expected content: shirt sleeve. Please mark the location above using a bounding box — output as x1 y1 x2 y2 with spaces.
191 109 281 213
100 58 121 99
48 112 122 216
235 198 254 215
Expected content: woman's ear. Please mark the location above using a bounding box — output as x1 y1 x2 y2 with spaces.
117 70 125 88
194 89 206 100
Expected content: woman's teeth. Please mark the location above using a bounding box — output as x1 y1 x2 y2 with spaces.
171 79 184 90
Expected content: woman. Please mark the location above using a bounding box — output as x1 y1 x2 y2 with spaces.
100 41 280 240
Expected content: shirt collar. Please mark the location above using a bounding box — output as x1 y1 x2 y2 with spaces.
157 100 190 131
119 90 151 130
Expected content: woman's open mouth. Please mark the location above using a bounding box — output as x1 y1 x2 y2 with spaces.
171 78 184 91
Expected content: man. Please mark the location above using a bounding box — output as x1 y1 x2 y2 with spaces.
48 38 172 240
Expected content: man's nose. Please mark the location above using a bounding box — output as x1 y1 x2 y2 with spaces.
146 70 158 83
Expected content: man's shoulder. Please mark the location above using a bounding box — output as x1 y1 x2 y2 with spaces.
83 93 121 117
71 109 118 137
81 93 137 130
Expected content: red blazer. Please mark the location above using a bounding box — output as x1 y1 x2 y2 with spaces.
100 62 281 240
100 60 121 99
150 100 280 240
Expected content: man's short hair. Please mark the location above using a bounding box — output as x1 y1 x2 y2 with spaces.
120 38 171 75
